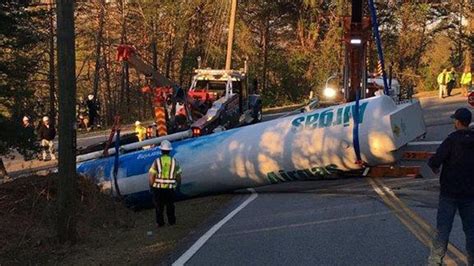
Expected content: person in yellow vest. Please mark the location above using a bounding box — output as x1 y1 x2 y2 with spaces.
148 140 182 227
134 121 147 142
437 68 452 99
461 67 472 97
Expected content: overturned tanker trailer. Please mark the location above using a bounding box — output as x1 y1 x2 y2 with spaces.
77 95 426 207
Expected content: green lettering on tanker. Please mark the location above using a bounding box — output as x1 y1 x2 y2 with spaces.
266 164 343 184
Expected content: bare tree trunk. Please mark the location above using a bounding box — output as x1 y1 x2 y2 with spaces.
165 30 175 79
179 18 193 85
56 0 77 244
414 23 428 71
123 63 130 114
119 0 130 115
92 0 105 100
48 1 56 125
103 45 113 126
262 18 270 93
151 20 158 70
466 6 473 68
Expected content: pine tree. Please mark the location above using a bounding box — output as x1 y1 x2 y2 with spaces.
0 1 45 178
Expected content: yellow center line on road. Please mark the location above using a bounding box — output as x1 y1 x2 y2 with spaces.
367 177 466 265
372 178 467 264
367 179 439 259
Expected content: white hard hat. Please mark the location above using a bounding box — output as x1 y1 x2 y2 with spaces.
159 140 173 151
88 94 94 100
135 121 141 126
42 116 49 122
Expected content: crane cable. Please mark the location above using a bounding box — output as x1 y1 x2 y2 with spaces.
353 89 363 165
112 129 123 198
368 0 390 96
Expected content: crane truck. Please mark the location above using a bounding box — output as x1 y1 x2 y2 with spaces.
77 45 262 158
117 45 262 137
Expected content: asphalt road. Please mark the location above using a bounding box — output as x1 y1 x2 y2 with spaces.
174 94 472 266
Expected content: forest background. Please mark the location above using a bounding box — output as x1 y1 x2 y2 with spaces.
1 0 473 132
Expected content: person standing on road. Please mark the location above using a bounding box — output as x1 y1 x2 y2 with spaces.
437 69 451 99
77 96 89 130
86 94 98 130
447 67 457 97
134 121 147 142
37 116 56 161
21 116 36 161
461 67 472 97
22 116 35 139
148 140 182 227
427 108 474 266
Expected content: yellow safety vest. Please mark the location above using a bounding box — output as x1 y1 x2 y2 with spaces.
149 155 181 189
135 125 147 142
461 72 472 86
437 72 452 85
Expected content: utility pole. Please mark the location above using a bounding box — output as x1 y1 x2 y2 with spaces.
225 0 237 71
56 0 77 243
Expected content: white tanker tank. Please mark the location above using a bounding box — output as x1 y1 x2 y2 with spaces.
77 95 425 207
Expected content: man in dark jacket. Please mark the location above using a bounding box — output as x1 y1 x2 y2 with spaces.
86 94 98 130
428 108 474 266
21 116 37 161
37 116 56 161
447 67 457 97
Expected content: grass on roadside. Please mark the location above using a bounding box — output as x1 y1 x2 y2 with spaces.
0 174 233 265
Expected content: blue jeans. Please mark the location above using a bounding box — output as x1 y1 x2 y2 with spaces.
428 195 474 265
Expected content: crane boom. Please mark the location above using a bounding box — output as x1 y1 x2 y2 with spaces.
116 45 192 135
117 45 174 88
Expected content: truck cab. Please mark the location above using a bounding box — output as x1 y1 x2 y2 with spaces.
188 69 262 136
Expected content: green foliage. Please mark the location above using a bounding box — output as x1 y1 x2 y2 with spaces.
0 1 44 156
4 0 474 132
378 1 472 92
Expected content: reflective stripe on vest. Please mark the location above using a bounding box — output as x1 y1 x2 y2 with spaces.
153 155 177 189
154 179 176 184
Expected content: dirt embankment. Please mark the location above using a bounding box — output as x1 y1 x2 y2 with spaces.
0 174 233 265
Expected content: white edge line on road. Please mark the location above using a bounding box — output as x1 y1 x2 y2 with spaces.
407 141 442 146
172 188 258 266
